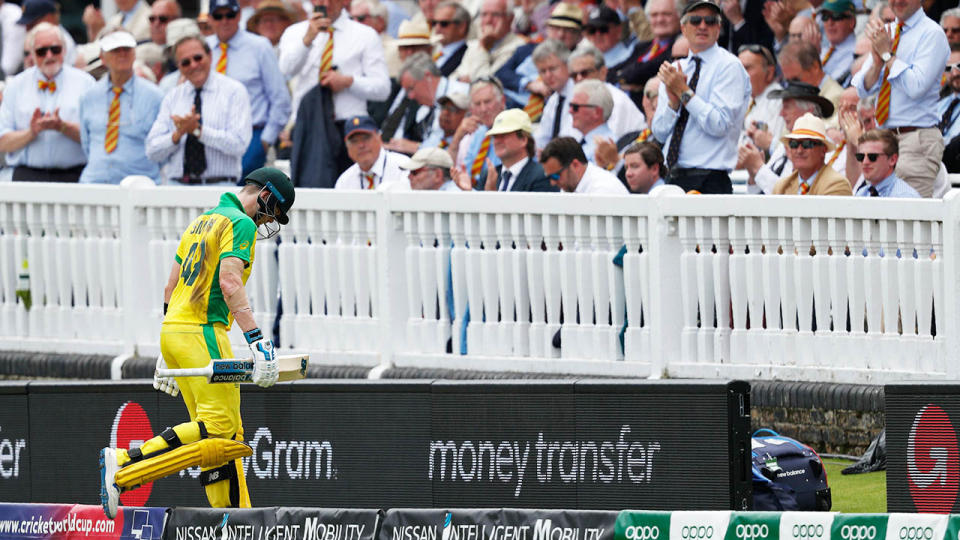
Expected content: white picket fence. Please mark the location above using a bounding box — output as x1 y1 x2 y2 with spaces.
2 180 960 383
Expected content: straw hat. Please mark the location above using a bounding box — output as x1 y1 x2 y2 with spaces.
395 19 432 47
781 113 835 151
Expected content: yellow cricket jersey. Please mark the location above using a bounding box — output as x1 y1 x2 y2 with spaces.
164 192 257 327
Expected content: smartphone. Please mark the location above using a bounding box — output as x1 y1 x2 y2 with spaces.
314 5 326 15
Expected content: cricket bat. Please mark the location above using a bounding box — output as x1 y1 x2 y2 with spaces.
156 354 309 383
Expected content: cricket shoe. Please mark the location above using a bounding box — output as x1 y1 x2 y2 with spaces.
99 447 121 519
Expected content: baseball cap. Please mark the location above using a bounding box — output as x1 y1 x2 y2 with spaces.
244 167 295 225
438 92 470 110
401 147 454 170
210 0 240 13
586 5 620 28
486 108 534 136
18 0 56 26
819 0 855 14
681 0 722 16
343 116 379 140
99 30 137 52
547 2 583 30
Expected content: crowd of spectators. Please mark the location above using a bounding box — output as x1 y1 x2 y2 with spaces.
0 0 956 197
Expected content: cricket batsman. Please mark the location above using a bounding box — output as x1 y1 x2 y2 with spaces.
98 167 296 518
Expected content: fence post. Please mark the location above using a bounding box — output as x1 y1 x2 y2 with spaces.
941 190 960 378
117 177 157 376
373 194 409 375
648 186 685 378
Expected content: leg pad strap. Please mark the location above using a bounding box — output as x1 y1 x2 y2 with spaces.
115 438 252 490
199 463 237 486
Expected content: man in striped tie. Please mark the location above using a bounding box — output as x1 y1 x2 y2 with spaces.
448 77 505 189
78 29 163 184
850 0 949 197
816 0 856 85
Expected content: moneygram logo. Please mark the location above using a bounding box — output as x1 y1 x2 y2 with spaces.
840 526 876 540
625 526 660 540
907 404 960 513
792 525 825 539
735 525 769 540
681 526 714 539
898 528 933 540
110 402 154 507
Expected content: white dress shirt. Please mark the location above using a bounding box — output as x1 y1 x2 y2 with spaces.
851 8 950 129
574 162 629 193
278 9 391 121
334 148 409 189
536 78 578 149
740 81 785 149
652 43 751 171
0 66 95 169
499 156 529 191
606 82 647 140
145 73 252 181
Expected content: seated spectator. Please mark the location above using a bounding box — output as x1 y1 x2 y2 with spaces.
148 0 181 47
593 76 662 175
779 40 843 125
457 108 555 191
939 50 960 173
248 0 296 51
335 115 409 189
533 39 578 149
772 113 852 195
942 8 960 48
452 0 525 81
79 30 163 184
568 44 647 141
540 136 628 193
0 23 95 182
817 0 856 85
852 128 920 197
449 77 506 188
609 0 680 107
17 0 78 66
377 20 437 141
583 5 633 69
146 35 252 185
623 141 666 193
401 146 458 190
569 79 615 165
739 44 785 154
135 42 166 83
431 92 469 149
431 1 471 77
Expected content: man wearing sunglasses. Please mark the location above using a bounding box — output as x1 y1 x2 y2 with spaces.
652 0 750 194
568 44 647 142
431 1 471 77
207 0 291 179
817 0 856 85
851 128 919 197
772 113 851 195
0 22 95 182
939 50 960 173
16 0 78 66
850 0 949 198
584 5 633 69
146 35 252 185
148 0 181 46
540 136 628 193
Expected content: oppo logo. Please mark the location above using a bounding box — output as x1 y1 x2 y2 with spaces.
681 526 714 539
792 524 825 538
624 526 660 540
735 525 769 540
840 526 877 540
898 528 933 540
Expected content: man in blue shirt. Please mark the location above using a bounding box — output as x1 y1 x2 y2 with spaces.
79 29 163 184
853 128 920 197
940 49 960 173
652 0 750 194
207 0 291 178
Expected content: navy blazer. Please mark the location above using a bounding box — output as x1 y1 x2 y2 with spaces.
439 42 469 78
495 158 559 192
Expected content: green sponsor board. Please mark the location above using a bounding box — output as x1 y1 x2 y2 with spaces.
616 512 671 540
832 514 888 540
726 513 781 540
945 515 960 540
884 513 947 540
779 512 835 540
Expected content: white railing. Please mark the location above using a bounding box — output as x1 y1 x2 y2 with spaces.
2 180 960 383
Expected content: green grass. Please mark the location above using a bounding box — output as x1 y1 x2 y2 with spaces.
823 458 887 513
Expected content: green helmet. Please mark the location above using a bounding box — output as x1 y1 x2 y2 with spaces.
244 167 295 225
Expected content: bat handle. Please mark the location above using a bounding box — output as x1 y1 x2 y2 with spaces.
156 367 211 378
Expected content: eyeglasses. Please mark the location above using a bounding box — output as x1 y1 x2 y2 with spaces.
855 152 888 162
787 139 824 149
148 15 171 23
211 10 238 20
683 15 720 26
737 44 776 67
35 45 63 57
179 53 206 67
570 67 597 80
429 19 458 27
546 165 569 182
819 11 851 21
584 25 611 35
946 62 960 72
569 103 598 112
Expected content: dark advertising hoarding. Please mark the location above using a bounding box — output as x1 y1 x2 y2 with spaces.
1 380 750 510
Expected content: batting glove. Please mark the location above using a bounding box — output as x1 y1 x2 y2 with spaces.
153 353 180 397
245 328 278 388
